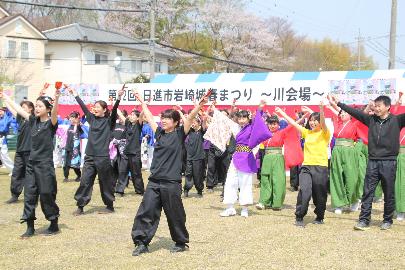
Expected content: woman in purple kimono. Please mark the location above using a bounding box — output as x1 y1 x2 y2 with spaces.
220 101 271 218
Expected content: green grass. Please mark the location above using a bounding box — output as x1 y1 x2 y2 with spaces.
0 168 404 270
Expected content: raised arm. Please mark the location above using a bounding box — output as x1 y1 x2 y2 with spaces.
133 90 158 133
69 87 92 120
329 94 370 126
0 91 30 120
51 88 60 126
117 109 127 123
275 107 303 132
110 86 124 125
319 102 327 132
184 97 208 134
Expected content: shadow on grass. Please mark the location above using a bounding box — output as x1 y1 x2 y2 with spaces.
148 236 174 252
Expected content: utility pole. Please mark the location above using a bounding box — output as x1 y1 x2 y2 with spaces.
149 0 156 80
388 0 397 69
357 29 361 70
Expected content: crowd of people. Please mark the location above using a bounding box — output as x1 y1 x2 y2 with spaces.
1 84 404 256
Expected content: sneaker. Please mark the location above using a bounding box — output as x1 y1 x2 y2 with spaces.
255 203 265 210
271 207 282 211
105 205 115 213
380 222 392 230
350 201 360 212
6 196 18 204
183 190 189 198
354 221 369 231
312 219 324 225
240 208 249 218
295 219 305 227
74 177 81 182
170 243 189 253
132 243 149 256
219 208 236 217
63 178 69 183
206 188 214 193
397 212 405 221
334 208 343 215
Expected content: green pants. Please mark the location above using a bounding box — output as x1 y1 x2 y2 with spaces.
355 141 383 200
259 154 286 208
355 142 368 199
395 153 405 213
330 145 359 208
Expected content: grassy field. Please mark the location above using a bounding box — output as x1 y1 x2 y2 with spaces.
0 168 404 270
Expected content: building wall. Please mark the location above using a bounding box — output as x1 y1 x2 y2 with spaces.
0 17 45 101
44 42 169 85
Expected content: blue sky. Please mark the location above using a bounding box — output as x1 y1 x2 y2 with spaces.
247 0 405 70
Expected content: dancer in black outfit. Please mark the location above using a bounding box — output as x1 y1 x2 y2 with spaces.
4 100 34 203
131 90 208 256
69 86 124 215
63 111 83 182
2 87 61 237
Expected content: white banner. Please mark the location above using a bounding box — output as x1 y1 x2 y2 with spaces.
56 70 405 105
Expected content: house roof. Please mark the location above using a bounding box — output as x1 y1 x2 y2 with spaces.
44 23 174 58
0 13 47 39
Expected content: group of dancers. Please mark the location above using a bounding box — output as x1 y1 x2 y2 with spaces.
1 84 405 256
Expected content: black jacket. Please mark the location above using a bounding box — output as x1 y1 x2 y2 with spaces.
338 102 405 160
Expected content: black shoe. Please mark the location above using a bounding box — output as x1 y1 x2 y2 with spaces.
63 178 69 182
197 192 203 198
44 219 60 235
380 222 392 230
354 221 370 231
312 218 324 225
183 190 189 198
74 177 81 182
73 206 84 216
6 195 18 204
20 220 35 239
106 205 115 213
132 243 149 256
170 243 189 253
295 219 305 227
289 187 298 192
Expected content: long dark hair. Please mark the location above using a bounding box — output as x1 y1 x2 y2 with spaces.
95 100 109 117
236 110 252 124
20 100 34 115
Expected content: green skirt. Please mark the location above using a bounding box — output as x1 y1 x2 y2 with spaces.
395 152 405 212
259 153 286 208
330 144 359 208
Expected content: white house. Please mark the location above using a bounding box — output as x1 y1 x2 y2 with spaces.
43 23 173 84
0 5 47 101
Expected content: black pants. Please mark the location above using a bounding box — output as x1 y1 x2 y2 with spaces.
257 149 265 182
116 154 145 194
290 165 300 189
131 179 189 246
359 159 397 224
63 151 82 179
74 155 115 207
181 145 187 175
295 165 328 220
206 149 230 188
10 151 30 198
203 149 209 181
184 159 204 193
21 160 59 222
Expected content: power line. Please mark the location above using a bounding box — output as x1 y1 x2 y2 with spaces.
3 35 275 70
0 0 149 13
157 42 274 71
